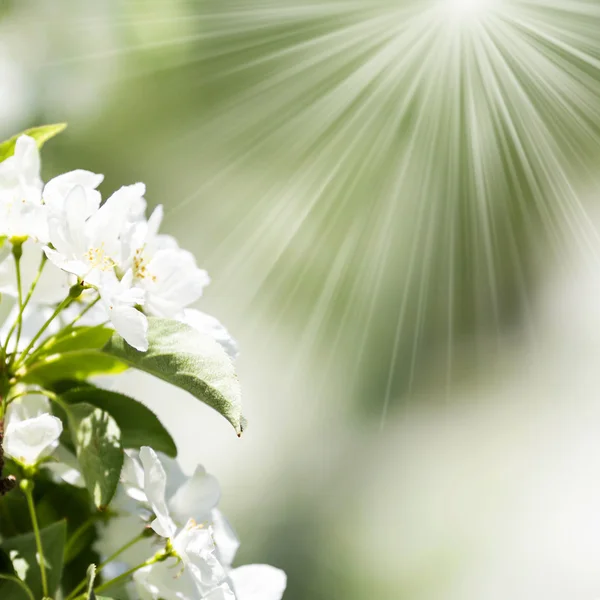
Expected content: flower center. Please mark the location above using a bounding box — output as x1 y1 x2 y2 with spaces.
133 246 157 282
84 244 115 271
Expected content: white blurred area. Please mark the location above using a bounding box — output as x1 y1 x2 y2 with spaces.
0 2 119 139
325 213 600 598
109 197 600 600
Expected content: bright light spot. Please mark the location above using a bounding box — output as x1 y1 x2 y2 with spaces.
441 0 497 21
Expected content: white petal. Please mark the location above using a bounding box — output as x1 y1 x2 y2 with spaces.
43 169 103 214
229 565 287 600
6 393 51 423
172 522 226 594
45 445 85 487
105 304 148 352
63 185 91 254
158 453 188 499
43 247 89 280
182 309 239 360
168 465 221 525
121 450 147 502
89 182 145 243
139 446 176 539
4 414 63 466
211 509 240 568
204 583 236 600
146 205 164 239
134 561 202 600
14 135 42 188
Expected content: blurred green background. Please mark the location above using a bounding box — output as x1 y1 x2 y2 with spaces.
4 1 600 598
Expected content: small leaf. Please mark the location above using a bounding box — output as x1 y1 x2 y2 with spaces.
0 520 66 598
20 350 128 385
103 317 245 434
38 326 115 357
60 387 177 457
0 123 67 162
68 404 123 509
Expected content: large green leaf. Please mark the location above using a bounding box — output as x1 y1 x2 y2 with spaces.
20 350 128 385
68 404 123 510
60 387 177 457
103 317 245 435
0 520 66 599
0 123 67 162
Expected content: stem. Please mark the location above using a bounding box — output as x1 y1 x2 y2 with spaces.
63 516 98 559
13 251 24 354
65 530 147 600
2 246 25 357
38 389 69 412
21 480 48 597
13 254 47 367
93 556 159 596
0 574 35 600
62 295 101 331
24 295 102 368
14 295 73 368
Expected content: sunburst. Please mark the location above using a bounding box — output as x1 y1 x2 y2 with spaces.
145 0 600 422
34 0 600 421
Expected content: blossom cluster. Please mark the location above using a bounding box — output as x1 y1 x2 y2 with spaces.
0 128 283 600
0 134 235 354
4 395 285 600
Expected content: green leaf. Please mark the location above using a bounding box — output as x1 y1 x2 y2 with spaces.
103 317 245 435
60 387 177 457
68 404 123 510
35 480 101 565
0 549 15 575
20 350 128 385
0 520 66 599
0 123 67 162
38 326 115 357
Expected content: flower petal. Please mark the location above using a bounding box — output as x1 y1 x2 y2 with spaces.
4 414 63 466
211 509 240 568
229 565 287 600
183 309 239 360
172 522 226 595
168 464 221 525
139 446 177 539
104 303 148 352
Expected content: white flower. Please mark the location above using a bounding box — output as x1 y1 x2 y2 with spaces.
42 169 104 216
99 270 148 351
0 135 45 240
135 536 227 600
135 561 287 600
126 205 210 318
122 448 236 561
130 448 226 600
134 446 220 537
4 413 62 467
44 182 145 286
183 309 239 361
228 565 287 600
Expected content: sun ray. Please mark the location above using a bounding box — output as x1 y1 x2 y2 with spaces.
42 0 600 419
